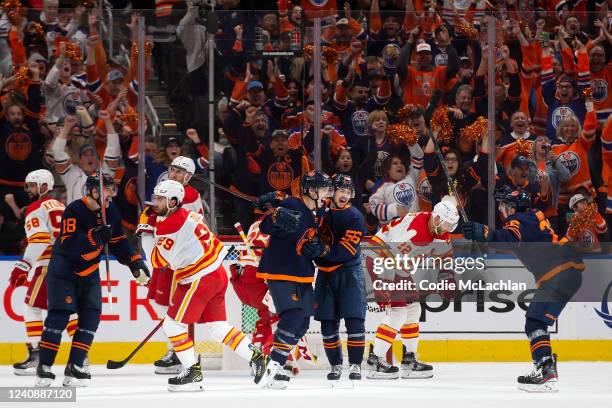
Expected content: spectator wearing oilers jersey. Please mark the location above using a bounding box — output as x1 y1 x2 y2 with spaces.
590 19 612 124
563 193 608 253
0 61 44 218
397 24 459 109
539 33 590 141
369 144 425 226
49 112 120 204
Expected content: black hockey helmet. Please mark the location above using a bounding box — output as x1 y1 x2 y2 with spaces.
496 188 531 212
331 174 355 198
301 170 332 195
85 171 115 198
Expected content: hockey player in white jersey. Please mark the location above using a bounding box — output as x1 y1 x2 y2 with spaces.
9 170 78 375
364 197 459 379
137 155 204 374
149 180 265 391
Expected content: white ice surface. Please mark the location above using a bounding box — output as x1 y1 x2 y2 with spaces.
2 363 611 408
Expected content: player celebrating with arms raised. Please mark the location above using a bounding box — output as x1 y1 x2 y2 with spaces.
462 190 584 392
36 173 150 387
313 174 367 382
149 180 265 392
255 171 333 389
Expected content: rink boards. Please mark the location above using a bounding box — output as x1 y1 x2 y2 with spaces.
0 257 610 365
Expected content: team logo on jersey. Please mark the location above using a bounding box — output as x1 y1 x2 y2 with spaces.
417 177 433 203
5 132 32 161
435 52 448 67
594 280 612 329
557 151 580 176
393 183 416 207
591 78 608 103
308 0 329 6
267 161 294 191
351 110 368 137
374 151 390 179
63 89 84 115
580 230 595 244
551 106 576 129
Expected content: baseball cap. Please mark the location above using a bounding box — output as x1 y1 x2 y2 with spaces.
336 18 349 26
247 81 264 92
511 155 531 169
271 130 288 140
163 136 181 148
416 43 432 53
28 52 47 64
79 144 95 157
107 69 125 82
569 194 587 210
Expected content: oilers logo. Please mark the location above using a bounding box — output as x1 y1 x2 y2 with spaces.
580 230 595 244
393 183 416 207
63 89 84 115
591 78 608 103
557 151 580 176
308 0 329 5
435 52 448 67
417 177 432 204
551 106 575 129
382 44 401 68
351 110 368 137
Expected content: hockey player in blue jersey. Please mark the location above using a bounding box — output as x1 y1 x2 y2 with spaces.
313 174 367 382
462 190 584 393
255 171 333 389
35 173 150 387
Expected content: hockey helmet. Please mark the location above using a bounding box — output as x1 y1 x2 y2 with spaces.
331 173 355 198
25 169 54 193
85 172 115 197
154 179 185 205
170 156 196 175
301 170 332 195
432 197 460 230
497 189 531 212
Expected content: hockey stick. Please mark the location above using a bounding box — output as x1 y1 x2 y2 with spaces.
106 319 164 369
98 162 113 309
190 173 255 203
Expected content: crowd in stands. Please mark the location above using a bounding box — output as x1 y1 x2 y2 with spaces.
1 0 611 256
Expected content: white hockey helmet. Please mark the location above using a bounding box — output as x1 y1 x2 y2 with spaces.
432 196 460 230
154 180 185 205
25 169 54 193
569 193 587 210
170 156 195 175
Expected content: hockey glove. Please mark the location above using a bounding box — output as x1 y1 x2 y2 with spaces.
91 225 112 246
253 191 288 211
461 222 488 242
129 258 151 286
9 260 31 288
301 236 330 258
271 207 301 234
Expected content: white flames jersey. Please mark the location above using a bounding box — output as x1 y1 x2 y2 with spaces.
365 211 452 260
238 219 270 267
183 185 204 215
150 208 227 284
23 196 65 266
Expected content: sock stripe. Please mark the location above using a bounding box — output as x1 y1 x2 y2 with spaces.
169 332 189 342
347 340 366 346
375 332 396 344
174 340 194 352
26 321 43 327
230 332 246 350
222 328 239 345
323 340 341 349
40 340 60 351
530 341 551 352
273 342 292 350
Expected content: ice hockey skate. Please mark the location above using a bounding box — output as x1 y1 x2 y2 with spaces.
63 362 91 387
167 358 203 392
13 344 39 376
401 347 433 379
154 349 182 374
517 355 559 393
366 355 400 379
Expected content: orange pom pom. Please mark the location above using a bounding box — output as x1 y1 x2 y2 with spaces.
568 202 598 239
430 106 453 144
13 65 30 89
63 42 82 61
303 44 314 61
582 87 593 99
460 116 488 143
322 46 339 65
120 106 138 124
455 23 478 40
515 138 533 159
387 123 418 146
